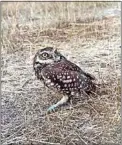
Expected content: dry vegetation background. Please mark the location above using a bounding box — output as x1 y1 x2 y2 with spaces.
1 2 121 145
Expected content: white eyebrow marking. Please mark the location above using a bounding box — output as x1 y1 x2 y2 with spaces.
36 56 54 64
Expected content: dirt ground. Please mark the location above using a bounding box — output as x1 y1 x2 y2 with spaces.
1 2 121 145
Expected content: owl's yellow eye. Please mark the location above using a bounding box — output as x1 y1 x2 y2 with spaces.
42 53 49 57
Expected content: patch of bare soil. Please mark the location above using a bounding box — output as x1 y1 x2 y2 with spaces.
2 16 121 145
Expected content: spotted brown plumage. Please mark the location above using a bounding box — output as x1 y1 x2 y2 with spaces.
33 47 96 112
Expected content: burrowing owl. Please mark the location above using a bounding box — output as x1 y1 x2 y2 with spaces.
33 47 96 112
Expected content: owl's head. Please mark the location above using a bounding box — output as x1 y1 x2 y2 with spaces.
33 47 66 70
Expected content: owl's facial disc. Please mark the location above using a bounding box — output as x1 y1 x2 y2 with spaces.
34 47 66 67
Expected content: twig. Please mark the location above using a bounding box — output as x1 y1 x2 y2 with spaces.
2 123 25 145
21 78 32 88
74 131 88 145
87 102 100 115
29 139 61 145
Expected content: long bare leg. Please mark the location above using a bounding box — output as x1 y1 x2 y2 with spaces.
47 96 69 112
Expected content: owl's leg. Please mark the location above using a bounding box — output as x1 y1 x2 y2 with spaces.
47 96 69 112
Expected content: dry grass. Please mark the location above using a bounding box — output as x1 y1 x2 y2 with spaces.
1 2 121 145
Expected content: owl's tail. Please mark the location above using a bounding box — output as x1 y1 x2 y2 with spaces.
86 81 96 95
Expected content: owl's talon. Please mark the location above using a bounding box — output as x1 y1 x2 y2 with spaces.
47 105 56 112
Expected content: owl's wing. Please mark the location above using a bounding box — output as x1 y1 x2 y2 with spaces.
51 61 96 80
64 60 96 80
41 64 95 95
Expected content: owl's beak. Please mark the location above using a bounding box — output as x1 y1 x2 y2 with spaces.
52 48 57 60
53 47 57 53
